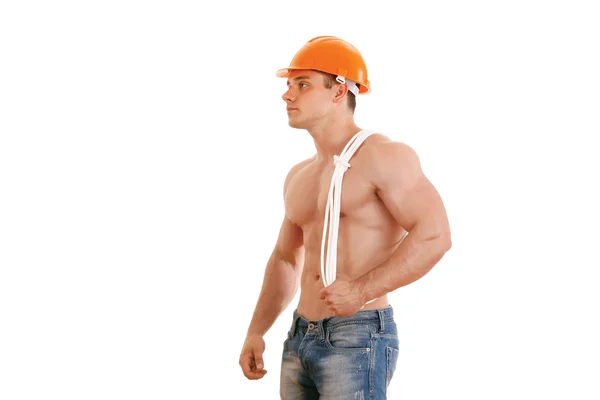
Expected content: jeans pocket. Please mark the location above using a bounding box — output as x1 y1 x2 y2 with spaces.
386 346 399 387
325 323 371 352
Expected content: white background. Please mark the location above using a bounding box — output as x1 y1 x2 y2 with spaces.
1 1 599 399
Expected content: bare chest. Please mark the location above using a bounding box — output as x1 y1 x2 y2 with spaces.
284 162 377 228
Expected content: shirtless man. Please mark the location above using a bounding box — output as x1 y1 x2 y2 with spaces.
239 36 452 399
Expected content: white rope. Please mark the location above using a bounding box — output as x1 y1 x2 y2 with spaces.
320 129 377 287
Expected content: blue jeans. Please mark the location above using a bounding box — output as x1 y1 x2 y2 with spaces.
280 306 400 399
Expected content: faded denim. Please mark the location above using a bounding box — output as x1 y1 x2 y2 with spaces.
280 306 399 399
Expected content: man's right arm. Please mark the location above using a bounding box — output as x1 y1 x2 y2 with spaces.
239 161 307 380
245 214 304 338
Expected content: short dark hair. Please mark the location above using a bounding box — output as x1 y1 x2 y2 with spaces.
320 72 357 113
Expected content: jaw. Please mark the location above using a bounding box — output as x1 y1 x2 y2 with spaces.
288 121 305 130
287 114 306 129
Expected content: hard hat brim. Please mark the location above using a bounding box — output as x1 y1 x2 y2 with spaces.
276 68 291 78
275 67 371 94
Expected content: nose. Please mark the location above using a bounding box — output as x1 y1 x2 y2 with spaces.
282 87 295 103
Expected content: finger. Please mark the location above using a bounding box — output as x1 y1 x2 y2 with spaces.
241 362 267 379
244 367 268 380
247 369 268 380
254 354 264 371
240 355 259 378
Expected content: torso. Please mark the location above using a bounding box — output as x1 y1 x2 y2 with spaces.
285 134 408 320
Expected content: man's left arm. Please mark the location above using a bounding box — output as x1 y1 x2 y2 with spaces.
359 141 452 301
320 141 452 315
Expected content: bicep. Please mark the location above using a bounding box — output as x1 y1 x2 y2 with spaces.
274 157 312 265
273 215 304 266
374 143 449 235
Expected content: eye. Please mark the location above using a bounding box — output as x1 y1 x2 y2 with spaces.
299 82 308 88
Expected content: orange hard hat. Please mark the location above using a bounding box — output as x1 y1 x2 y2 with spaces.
276 36 371 94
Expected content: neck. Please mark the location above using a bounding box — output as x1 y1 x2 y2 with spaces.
307 119 362 162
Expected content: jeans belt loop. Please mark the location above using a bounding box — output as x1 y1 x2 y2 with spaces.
318 320 325 340
377 309 385 333
291 313 300 337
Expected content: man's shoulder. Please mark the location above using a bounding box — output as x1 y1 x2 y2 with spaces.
361 134 419 166
283 155 316 191
290 155 316 172
357 134 423 189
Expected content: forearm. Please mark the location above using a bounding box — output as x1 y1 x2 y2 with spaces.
246 251 302 337
356 226 451 302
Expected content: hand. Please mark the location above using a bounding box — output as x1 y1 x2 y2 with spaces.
239 335 267 380
319 278 366 317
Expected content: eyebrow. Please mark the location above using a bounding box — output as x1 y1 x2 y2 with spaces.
287 75 312 85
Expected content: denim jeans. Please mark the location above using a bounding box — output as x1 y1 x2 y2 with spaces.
279 306 399 399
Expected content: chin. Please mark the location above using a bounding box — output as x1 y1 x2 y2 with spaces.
287 119 306 129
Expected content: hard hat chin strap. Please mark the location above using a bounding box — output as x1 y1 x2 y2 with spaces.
336 76 359 96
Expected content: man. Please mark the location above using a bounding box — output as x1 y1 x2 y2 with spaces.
239 36 452 398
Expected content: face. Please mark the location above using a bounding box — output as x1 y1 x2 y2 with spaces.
281 70 337 129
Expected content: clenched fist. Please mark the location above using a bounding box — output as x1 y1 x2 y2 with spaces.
239 335 267 380
319 278 367 317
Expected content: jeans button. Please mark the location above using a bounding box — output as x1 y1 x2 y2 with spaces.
308 323 315 330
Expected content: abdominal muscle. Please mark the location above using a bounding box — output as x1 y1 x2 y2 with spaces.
295 221 407 321
296 281 390 321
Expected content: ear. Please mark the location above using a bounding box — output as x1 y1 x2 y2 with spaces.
332 83 348 104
